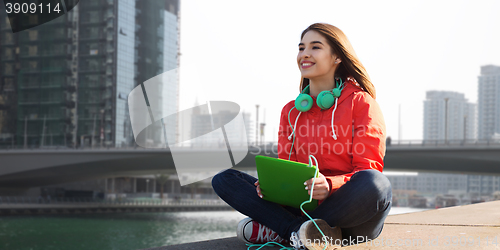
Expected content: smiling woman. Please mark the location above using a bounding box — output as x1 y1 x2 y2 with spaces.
212 23 391 250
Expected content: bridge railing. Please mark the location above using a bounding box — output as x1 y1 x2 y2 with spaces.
386 139 500 147
0 196 229 206
2 139 500 151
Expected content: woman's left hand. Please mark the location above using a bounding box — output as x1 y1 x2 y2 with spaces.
304 173 330 200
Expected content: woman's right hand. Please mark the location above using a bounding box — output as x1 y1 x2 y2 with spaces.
255 180 263 198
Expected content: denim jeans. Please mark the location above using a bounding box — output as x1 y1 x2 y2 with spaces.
212 168 392 244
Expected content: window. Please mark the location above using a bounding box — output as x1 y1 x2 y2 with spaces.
29 15 38 25
4 63 13 75
3 78 14 92
28 46 38 56
4 33 13 44
87 59 100 70
29 30 38 41
86 27 100 38
29 61 38 70
4 48 13 60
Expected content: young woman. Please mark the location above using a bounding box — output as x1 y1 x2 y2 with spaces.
212 23 392 249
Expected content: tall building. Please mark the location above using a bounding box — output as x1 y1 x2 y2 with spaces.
190 102 252 148
0 0 180 148
478 65 500 140
423 91 476 141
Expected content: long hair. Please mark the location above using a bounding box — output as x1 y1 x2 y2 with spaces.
299 23 376 99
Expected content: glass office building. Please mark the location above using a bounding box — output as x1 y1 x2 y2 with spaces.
0 0 180 148
478 65 500 140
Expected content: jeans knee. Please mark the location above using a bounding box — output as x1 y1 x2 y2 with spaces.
352 170 392 200
211 169 238 191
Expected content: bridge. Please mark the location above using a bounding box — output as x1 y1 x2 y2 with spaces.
1 139 500 188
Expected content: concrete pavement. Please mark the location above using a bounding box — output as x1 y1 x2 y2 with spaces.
145 200 500 250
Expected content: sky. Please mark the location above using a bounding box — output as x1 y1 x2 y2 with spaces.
177 0 500 143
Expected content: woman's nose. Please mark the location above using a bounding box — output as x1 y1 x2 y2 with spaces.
300 51 310 59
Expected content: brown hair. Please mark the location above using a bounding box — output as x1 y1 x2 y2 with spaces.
299 23 376 99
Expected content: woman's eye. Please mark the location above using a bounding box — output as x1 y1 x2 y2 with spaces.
298 47 304 51
312 46 320 49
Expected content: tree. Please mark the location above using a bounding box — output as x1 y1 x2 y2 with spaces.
155 174 169 199
188 181 201 199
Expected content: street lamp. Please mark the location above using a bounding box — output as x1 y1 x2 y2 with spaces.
100 109 104 147
255 105 259 145
444 98 449 144
146 179 149 193
463 115 467 144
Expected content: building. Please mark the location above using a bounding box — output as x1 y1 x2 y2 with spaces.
467 175 500 196
190 102 252 148
478 65 500 140
387 172 499 198
0 0 180 148
423 91 476 142
386 173 468 195
416 173 468 195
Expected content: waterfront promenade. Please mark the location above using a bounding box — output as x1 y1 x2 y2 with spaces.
0 199 232 215
154 200 500 249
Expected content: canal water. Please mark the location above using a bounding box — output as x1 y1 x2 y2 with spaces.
0 207 428 250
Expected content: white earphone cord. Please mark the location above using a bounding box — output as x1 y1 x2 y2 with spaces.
330 98 338 140
288 111 302 140
289 98 338 141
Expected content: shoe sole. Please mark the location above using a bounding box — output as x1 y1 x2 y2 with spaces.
298 219 342 250
236 217 253 244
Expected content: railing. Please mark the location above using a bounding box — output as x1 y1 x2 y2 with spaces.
2 139 500 151
386 139 500 147
0 196 228 206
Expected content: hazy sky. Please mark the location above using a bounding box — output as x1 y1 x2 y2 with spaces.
178 0 500 142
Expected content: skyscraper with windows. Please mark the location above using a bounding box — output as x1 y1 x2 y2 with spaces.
423 91 476 141
0 0 180 148
477 65 500 140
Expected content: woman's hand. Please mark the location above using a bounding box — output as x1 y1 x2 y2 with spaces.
254 180 263 198
304 173 330 200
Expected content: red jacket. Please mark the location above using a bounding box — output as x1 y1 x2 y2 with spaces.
278 79 386 198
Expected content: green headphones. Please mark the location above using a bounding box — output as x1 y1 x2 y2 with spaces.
294 78 344 112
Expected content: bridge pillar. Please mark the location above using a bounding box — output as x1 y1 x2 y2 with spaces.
153 179 156 193
133 178 137 193
111 178 115 193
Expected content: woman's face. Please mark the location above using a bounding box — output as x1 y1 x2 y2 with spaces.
297 30 339 81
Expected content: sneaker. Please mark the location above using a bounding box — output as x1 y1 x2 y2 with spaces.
290 231 306 249
237 217 288 244
296 219 342 250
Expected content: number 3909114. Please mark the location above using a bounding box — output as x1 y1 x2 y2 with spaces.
5 3 61 14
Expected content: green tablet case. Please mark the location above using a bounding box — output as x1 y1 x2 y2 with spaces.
255 155 319 211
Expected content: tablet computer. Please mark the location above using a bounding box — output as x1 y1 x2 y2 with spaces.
255 155 318 211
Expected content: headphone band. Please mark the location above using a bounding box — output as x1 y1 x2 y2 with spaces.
295 78 344 112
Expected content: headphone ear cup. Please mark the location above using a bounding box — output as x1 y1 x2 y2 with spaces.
295 93 313 112
317 91 335 109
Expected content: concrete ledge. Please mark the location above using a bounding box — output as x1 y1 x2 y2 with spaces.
142 237 254 250
148 201 500 250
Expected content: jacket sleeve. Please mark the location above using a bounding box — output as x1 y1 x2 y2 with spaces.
324 92 386 196
278 103 297 161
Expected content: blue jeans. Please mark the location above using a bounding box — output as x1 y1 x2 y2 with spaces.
212 169 392 245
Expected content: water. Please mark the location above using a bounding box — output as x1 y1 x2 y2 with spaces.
0 207 429 250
